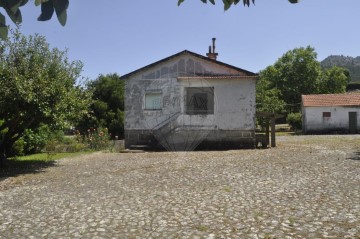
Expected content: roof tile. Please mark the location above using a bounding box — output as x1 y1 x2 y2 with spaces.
302 93 360 107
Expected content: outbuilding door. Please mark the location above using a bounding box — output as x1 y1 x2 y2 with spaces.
349 112 357 134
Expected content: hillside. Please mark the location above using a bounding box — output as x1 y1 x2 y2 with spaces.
321 55 360 82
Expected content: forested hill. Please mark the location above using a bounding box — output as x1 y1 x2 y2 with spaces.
321 55 360 82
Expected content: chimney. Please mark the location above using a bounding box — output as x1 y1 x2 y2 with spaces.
206 37 218 60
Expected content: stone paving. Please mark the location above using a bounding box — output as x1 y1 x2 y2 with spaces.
1 135 360 238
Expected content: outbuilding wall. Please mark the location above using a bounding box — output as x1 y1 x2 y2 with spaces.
302 106 360 133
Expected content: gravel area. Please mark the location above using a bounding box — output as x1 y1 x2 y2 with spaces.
1 135 360 238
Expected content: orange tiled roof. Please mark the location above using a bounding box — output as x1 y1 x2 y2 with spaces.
302 93 360 107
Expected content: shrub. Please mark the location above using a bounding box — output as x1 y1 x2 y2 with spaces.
287 112 302 131
22 125 51 154
75 127 112 151
43 135 87 153
10 138 25 156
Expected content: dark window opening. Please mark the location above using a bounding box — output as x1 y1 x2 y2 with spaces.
323 112 331 118
186 87 214 115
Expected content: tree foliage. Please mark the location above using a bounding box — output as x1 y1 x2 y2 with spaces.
76 73 125 139
257 46 350 115
319 66 351 94
0 29 90 160
0 0 69 39
256 65 286 114
0 0 301 39
178 0 300 10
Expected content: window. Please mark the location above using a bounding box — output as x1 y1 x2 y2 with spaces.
145 92 162 110
323 112 331 118
186 87 214 115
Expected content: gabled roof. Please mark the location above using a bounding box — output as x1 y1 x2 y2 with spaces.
177 75 258 81
302 93 360 107
121 50 257 79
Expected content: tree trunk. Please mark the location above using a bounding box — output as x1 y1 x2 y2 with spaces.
0 141 7 167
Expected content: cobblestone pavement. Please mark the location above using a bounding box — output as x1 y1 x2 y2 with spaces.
1 135 360 238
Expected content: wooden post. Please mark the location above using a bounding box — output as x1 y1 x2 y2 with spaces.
265 120 270 146
271 118 276 147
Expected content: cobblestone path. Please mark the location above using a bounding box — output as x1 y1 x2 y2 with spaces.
1 135 360 238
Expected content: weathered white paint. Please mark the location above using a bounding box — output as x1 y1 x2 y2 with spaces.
177 78 255 130
302 106 360 133
124 51 257 148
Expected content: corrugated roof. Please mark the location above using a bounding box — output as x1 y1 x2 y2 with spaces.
302 93 360 107
121 50 257 79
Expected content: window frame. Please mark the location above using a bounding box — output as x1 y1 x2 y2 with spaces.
144 91 162 111
185 87 214 115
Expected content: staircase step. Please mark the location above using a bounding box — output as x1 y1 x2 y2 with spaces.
129 145 150 150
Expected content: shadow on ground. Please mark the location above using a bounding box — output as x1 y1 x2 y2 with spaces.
347 151 360 161
0 159 57 179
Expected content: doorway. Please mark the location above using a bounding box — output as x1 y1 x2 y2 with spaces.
349 112 357 134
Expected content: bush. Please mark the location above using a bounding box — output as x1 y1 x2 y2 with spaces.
75 127 112 151
43 135 88 153
10 138 25 156
22 125 51 154
287 112 302 131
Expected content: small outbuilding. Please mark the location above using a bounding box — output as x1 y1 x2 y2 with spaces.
122 39 259 150
302 93 360 134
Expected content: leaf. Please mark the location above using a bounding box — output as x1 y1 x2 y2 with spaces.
20 0 29 7
222 0 232 11
5 7 22 24
177 0 185 6
288 0 300 3
209 0 215 4
35 0 49 6
0 13 8 40
37 0 54 21
53 0 68 26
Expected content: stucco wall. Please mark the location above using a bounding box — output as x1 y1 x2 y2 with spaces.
176 78 255 130
303 106 360 133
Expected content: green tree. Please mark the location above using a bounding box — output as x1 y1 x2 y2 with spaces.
0 29 90 162
259 46 322 113
178 0 300 10
77 73 125 139
256 66 286 114
257 46 350 117
319 67 351 94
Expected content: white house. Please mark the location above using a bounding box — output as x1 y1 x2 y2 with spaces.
122 40 258 150
302 93 360 134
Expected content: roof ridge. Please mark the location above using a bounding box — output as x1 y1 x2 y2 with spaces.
121 50 257 79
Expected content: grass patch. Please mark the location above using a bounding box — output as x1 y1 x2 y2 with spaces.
1 152 93 178
14 152 92 162
223 186 232 192
194 225 208 232
276 131 302 136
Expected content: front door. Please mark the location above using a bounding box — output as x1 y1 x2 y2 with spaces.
349 112 357 134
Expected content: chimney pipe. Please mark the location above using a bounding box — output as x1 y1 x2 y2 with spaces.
212 38 216 54
206 37 218 60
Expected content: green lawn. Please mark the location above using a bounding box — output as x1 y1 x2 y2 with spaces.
1 152 94 178
13 151 93 162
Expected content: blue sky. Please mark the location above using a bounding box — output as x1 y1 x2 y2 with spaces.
10 0 360 80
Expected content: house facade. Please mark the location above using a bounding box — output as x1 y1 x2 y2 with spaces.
122 48 258 150
302 93 360 134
